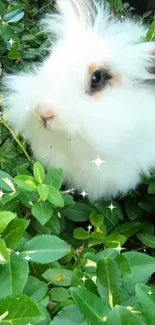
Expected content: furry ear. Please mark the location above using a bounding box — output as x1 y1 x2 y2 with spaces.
56 0 95 24
40 0 97 40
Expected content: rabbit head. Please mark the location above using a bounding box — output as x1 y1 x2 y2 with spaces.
3 0 155 199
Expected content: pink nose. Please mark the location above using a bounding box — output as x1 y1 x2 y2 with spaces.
40 112 54 124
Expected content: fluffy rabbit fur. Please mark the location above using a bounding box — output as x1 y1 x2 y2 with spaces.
3 0 155 201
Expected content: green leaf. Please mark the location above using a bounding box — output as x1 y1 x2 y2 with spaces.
88 232 106 246
94 201 123 231
112 222 142 238
43 268 72 287
124 252 155 283
0 170 15 191
4 9 25 23
45 168 63 189
148 181 155 194
24 276 48 303
50 287 69 302
33 162 45 184
136 284 155 325
104 234 126 248
0 295 44 324
89 212 104 227
124 198 142 220
0 211 16 233
32 201 53 225
21 235 71 263
0 1 6 17
47 186 64 208
63 202 94 222
70 287 108 325
0 238 9 264
97 258 122 307
2 218 29 248
14 175 37 192
146 20 155 41
51 305 87 325
116 255 131 277
74 227 89 240
38 184 49 201
0 252 29 299
137 233 155 248
107 305 146 325
8 49 20 60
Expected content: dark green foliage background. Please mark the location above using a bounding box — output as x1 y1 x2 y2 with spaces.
0 1 155 324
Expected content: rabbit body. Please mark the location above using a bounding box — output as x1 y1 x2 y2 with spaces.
3 0 155 200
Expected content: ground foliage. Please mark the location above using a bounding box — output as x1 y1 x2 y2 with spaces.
0 0 155 324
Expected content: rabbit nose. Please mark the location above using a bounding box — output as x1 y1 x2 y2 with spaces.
36 106 55 124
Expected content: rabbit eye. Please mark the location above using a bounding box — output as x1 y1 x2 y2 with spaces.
90 69 112 91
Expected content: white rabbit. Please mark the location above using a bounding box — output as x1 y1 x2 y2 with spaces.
3 0 155 201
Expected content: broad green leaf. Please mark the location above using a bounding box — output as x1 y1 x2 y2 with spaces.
33 162 45 184
116 255 131 277
63 202 94 222
88 232 106 246
51 305 87 325
45 168 63 189
0 252 29 299
112 222 141 238
2 218 29 248
38 184 49 201
124 198 142 220
107 305 146 325
0 238 9 264
32 201 53 225
0 170 15 191
89 212 104 227
94 201 123 231
74 227 89 240
4 9 25 23
146 20 155 41
148 181 155 194
70 287 108 325
8 49 20 60
137 233 155 248
0 211 16 233
0 1 6 16
21 235 71 263
124 252 155 283
43 268 72 287
0 295 44 324
47 186 64 208
104 234 126 248
24 276 48 303
97 258 122 307
136 284 155 324
14 175 37 192
50 287 69 302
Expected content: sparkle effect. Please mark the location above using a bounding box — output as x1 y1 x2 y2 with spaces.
87 225 92 233
24 105 31 111
92 154 107 169
24 255 31 261
0 190 3 198
107 202 117 212
80 190 88 198
148 290 153 296
114 244 125 254
16 251 20 256
81 275 87 282
8 38 14 46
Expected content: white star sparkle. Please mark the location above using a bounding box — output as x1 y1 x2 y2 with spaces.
24 255 31 261
0 190 3 198
148 290 153 296
107 202 117 212
87 225 92 233
15 251 20 256
8 38 15 46
80 190 88 198
24 105 31 111
114 244 125 254
91 154 107 169
81 275 87 282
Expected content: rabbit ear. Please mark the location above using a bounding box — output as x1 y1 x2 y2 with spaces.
56 0 95 24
